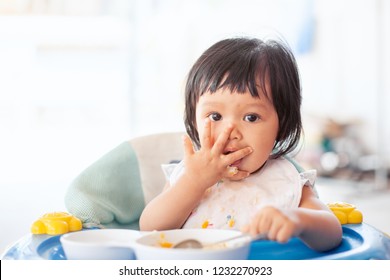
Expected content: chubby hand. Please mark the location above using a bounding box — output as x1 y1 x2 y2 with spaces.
242 206 303 243
182 119 252 191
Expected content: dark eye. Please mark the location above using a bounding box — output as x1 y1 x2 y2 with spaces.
244 114 260 122
208 112 222 122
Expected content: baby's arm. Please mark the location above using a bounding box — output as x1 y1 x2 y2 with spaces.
139 173 208 231
139 120 252 231
243 186 342 251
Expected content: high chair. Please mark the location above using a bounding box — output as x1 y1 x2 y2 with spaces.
2 132 390 260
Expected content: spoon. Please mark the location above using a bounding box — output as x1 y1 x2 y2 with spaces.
173 233 268 249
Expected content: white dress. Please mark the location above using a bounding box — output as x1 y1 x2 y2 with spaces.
162 158 316 230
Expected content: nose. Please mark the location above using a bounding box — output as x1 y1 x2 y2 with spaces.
228 122 242 140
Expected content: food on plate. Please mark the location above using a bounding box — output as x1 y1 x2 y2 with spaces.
158 233 173 248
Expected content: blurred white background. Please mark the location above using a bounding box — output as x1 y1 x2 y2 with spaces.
1 0 389 255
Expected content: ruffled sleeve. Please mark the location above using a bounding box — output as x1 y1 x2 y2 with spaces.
161 160 185 186
299 169 318 196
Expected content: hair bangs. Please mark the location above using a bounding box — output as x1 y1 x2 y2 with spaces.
198 52 270 101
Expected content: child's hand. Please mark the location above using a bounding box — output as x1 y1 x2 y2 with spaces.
182 119 252 192
242 206 303 243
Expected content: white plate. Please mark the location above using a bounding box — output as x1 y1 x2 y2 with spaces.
134 229 251 260
60 229 141 260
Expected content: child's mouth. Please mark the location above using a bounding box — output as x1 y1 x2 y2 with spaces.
230 159 242 167
223 150 244 167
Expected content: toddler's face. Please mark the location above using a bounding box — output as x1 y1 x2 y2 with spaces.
195 86 279 174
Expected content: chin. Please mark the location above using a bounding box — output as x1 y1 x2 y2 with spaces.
247 162 267 174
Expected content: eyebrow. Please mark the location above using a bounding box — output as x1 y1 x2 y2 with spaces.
245 102 271 110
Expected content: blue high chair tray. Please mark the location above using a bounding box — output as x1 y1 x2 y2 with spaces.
248 223 390 260
2 223 390 260
36 235 66 260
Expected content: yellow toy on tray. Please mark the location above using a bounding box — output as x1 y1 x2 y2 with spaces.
31 212 82 235
327 202 363 225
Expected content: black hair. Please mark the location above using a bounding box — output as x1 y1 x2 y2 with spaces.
184 37 302 158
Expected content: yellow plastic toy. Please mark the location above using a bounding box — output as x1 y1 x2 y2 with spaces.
327 202 363 225
31 212 82 235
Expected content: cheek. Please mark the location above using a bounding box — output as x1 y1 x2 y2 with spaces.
249 129 278 157
194 113 203 135
195 119 204 137
197 127 204 142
